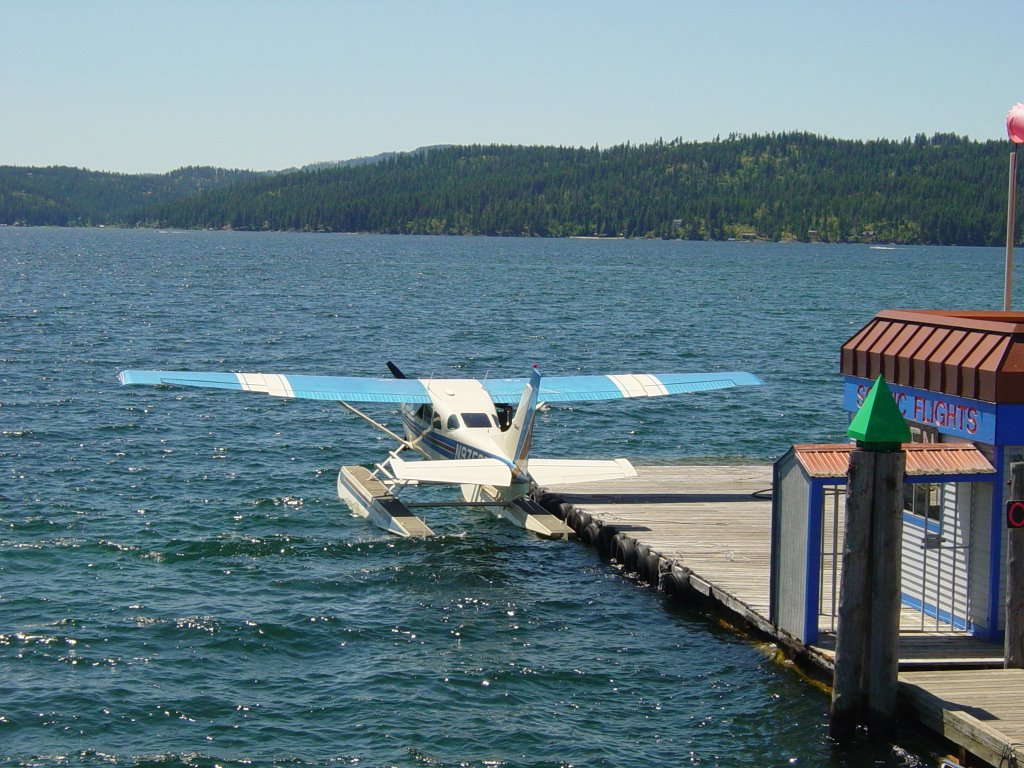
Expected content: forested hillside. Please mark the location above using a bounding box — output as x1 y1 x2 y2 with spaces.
0 166 260 226
2 134 1020 245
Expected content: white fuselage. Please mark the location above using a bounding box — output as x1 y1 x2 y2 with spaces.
400 379 511 462
399 379 528 500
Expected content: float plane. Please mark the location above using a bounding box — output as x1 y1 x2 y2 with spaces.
119 364 761 539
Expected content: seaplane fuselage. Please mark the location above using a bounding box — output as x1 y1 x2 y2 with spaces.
398 376 535 503
402 380 507 461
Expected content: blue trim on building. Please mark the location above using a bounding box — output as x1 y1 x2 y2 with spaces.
804 481 824 645
995 405 1024 445
903 511 941 535
900 592 974 632
768 461 781 630
984 445 1007 644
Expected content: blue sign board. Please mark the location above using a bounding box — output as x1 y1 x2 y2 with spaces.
843 377 996 444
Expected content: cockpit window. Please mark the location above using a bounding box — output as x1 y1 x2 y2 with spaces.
446 414 460 430
461 413 493 429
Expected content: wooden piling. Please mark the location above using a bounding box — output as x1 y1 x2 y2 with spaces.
866 451 905 731
829 375 910 740
829 449 873 738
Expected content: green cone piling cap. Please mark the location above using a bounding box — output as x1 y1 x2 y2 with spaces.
847 375 911 451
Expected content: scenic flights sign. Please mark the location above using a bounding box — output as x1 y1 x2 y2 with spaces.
842 377 996 444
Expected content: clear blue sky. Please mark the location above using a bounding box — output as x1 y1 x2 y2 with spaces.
4 0 1022 174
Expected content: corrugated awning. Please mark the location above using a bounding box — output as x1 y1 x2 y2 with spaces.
792 442 995 479
840 309 1024 403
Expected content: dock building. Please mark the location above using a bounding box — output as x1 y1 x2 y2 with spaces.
775 310 1024 649
547 309 1024 766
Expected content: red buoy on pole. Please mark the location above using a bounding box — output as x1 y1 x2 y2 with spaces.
1005 104 1024 311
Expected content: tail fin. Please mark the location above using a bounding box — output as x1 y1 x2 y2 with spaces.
503 366 542 479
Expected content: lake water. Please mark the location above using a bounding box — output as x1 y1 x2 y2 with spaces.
1 228 1013 766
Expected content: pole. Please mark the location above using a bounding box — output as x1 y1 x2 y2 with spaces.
1006 145 1018 312
830 376 910 742
830 448 906 739
829 449 874 740
866 451 906 732
1007 462 1024 668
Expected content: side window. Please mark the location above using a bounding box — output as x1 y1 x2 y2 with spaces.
904 426 941 522
446 414 460 431
432 414 442 430
496 404 513 431
904 481 942 522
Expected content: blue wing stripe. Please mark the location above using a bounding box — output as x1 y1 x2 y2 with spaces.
119 370 245 390
482 372 762 403
119 370 432 404
657 372 764 394
282 374 431 403
479 377 532 403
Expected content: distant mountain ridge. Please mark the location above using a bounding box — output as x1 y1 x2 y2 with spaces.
1 134 1018 245
0 146 449 227
295 145 452 172
0 165 261 227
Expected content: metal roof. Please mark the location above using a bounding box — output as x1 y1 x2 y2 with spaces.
791 442 995 479
840 310 1024 403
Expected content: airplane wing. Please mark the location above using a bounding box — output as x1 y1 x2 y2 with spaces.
119 369 761 405
481 372 763 404
118 370 433 404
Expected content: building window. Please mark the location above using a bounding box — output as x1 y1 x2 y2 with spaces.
906 424 942 522
905 481 941 522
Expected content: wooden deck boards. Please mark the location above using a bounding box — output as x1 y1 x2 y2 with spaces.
546 464 1020 768
900 669 1024 767
551 464 774 618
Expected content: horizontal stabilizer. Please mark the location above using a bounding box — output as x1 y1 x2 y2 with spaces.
389 457 513 487
527 458 637 486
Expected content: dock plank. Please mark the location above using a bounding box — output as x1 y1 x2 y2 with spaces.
900 669 1024 766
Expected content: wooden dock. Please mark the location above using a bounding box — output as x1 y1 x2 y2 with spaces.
544 464 1021 767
